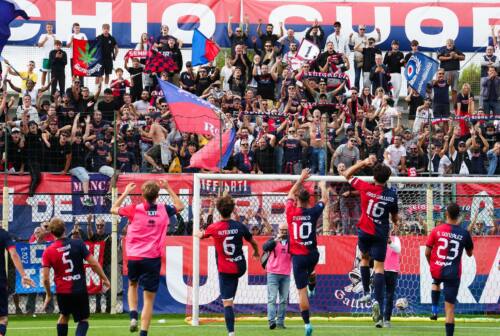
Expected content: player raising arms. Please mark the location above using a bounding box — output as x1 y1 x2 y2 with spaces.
341 158 399 328
286 168 328 336
196 195 260 336
425 203 473 336
41 217 110 336
0 224 35 336
111 180 184 336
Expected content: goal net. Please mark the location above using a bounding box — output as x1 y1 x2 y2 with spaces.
189 174 500 325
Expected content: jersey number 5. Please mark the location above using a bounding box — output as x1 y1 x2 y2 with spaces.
223 236 236 256
366 200 387 218
436 237 460 260
62 251 74 273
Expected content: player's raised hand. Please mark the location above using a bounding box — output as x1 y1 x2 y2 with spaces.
299 168 311 181
124 183 136 194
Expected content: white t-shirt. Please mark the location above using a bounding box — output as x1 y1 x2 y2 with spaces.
68 33 88 57
16 105 40 123
220 65 234 92
385 144 406 168
325 33 350 55
133 100 150 116
38 33 56 58
413 107 433 133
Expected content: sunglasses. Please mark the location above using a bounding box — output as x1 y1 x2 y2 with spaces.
241 144 249 147
359 28 366 31
289 131 296 134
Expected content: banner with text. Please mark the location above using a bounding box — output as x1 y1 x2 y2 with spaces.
121 236 500 314
5 1 500 51
15 241 106 294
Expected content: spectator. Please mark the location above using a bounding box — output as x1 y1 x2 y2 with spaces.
37 23 56 86
332 136 360 169
97 88 119 122
6 78 50 107
369 54 391 95
305 19 325 49
110 68 131 107
116 141 138 172
349 25 381 89
13 94 39 123
432 69 452 120
254 135 276 174
67 22 88 83
437 38 465 105
325 21 350 56
487 141 500 175
48 40 67 96
413 97 433 134
125 57 144 101
480 66 500 116
406 143 428 176
23 121 45 196
383 40 404 104
279 126 308 174
227 15 250 55
7 61 38 100
405 87 424 123
354 37 382 90
68 114 93 206
334 162 360 234
233 139 254 173
180 61 196 94
86 134 117 199
257 20 283 48
162 37 183 85
263 223 291 330
278 28 299 55
155 25 181 52
141 117 168 172
96 23 118 86
384 134 407 175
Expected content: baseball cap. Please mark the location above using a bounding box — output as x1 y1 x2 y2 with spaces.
103 88 113 95
333 21 341 27
391 40 400 45
11 127 20 133
186 61 192 67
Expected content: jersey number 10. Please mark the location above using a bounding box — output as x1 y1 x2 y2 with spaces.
292 221 312 240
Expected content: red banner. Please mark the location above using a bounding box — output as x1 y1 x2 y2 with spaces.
84 241 106 294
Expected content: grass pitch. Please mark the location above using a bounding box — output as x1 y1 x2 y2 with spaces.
5 314 500 336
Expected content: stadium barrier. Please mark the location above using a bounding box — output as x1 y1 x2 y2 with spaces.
2 173 499 317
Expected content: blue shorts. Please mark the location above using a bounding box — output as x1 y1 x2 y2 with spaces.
358 230 388 262
0 282 7 317
433 278 460 304
292 250 319 290
128 258 161 293
219 272 244 301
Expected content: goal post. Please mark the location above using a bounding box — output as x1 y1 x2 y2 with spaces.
191 174 500 326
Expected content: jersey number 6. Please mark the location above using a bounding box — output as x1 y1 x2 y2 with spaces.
223 236 236 256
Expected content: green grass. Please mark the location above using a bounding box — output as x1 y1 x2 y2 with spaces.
5 315 500 336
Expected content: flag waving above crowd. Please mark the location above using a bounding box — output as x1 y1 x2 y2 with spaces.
191 28 220 66
0 0 29 56
72 39 104 77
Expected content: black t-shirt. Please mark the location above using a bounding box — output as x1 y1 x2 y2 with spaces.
7 138 24 168
126 67 143 91
96 34 117 59
195 76 212 96
259 32 279 47
254 74 276 100
408 94 424 118
362 47 382 72
97 100 118 122
116 150 136 172
25 131 43 162
91 144 111 170
438 46 464 71
76 97 97 116
283 138 303 163
383 51 404 73
254 146 275 173
456 93 473 113
70 142 88 169
49 141 71 172
180 71 196 93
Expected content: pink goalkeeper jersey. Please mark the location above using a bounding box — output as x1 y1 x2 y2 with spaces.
385 236 401 273
119 202 177 259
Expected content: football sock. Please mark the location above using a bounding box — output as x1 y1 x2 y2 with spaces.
56 323 68 336
224 306 235 333
75 321 89 336
373 273 385 309
446 323 455 336
139 331 148 336
130 310 139 320
431 290 440 314
301 310 310 324
360 266 371 295
0 324 6 336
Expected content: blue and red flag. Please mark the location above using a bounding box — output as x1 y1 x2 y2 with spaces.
0 0 29 56
158 78 222 136
405 52 439 97
189 127 237 172
191 28 220 66
72 39 104 77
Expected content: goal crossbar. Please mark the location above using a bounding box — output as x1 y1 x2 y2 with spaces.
190 174 500 326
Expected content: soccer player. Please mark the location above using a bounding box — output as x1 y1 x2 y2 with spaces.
0 226 34 336
41 217 110 336
425 203 473 336
342 158 399 327
111 180 184 336
285 168 328 336
196 195 260 336
383 235 401 328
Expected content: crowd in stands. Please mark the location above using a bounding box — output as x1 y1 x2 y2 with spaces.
0 20 499 200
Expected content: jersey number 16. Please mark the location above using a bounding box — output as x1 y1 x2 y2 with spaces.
366 200 387 218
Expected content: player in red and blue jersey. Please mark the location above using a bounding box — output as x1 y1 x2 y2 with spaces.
196 195 259 336
0 228 34 336
342 157 399 328
425 203 473 336
41 217 110 336
286 168 328 336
